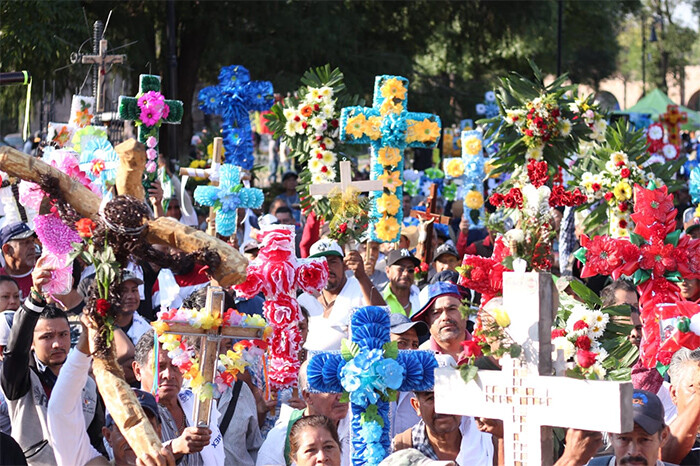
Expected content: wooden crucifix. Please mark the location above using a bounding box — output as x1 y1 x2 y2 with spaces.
410 183 451 264
180 137 224 236
434 272 634 466
79 39 126 113
308 160 383 196
160 286 265 426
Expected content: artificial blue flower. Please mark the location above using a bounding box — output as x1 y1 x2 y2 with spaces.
690 166 700 204
198 86 222 115
380 113 408 149
364 443 386 465
360 421 383 443
218 190 240 212
373 359 404 391
219 65 251 87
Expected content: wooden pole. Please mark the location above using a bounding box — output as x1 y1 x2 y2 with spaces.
0 145 248 287
193 287 224 426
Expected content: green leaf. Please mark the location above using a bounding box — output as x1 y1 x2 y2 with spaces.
509 344 522 358
656 362 669 378
573 247 588 265
633 269 651 286
569 280 602 308
459 364 479 384
339 391 350 403
665 230 681 247
341 339 359 361
629 233 645 246
360 404 384 426
382 341 398 360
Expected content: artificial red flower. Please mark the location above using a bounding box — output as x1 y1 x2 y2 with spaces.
620 168 631 178
76 218 96 239
420 262 429 272
573 320 589 331
658 351 673 366
338 223 348 233
632 185 676 227
618 202 628 212
461 340 483 358
527 159 549 188
296 259 329 294
551 329 567 339
489 193 505 207
575 335 591 350
619 219 628 229
96 298 110 317
502 188 523 209
234 265 265 299
580 235 625 277
639 240 677 277
263 294 299 326
591 183 601 192
576 349 598 368
604 192 614 202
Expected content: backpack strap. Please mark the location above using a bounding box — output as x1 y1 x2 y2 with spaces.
219 380 243 436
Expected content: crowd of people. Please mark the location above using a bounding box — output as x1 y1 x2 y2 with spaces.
0 140 698 466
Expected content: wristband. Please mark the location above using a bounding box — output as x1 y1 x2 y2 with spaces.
30 287 46 305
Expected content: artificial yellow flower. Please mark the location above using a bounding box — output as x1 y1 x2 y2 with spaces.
364 116 382 140
407 119 440 143
376 193 400 215
380 98 404 115
380 78 407 101
465 190 484 209
375 216 400 242
346 113 368 139
377 147 402 167
491 307 511 328
151 320 170 335
378 169 403 192
445 158 465 178
463 135 482 156
613 181 632 201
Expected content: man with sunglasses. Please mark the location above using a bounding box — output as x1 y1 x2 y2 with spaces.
383 249 421 317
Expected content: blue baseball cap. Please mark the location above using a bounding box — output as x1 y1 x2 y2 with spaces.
410 282 462 323
632 389 665 435
0 222 34 246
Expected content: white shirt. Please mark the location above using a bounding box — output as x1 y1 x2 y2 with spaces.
178 389 226 466
256 409 351 466
389 392 420 438
47 349 103 466
455 416 494 466
125 312 152 346
304 277 366 352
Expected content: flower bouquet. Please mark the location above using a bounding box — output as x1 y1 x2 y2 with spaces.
266 65 363 220
551 281 638 380
325 186 371 249
483 60 604 178
570 122 685 238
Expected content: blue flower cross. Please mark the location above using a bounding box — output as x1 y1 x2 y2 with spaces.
442 130 487 229
193 164 264 236
307 306 438 466
198 65 274 170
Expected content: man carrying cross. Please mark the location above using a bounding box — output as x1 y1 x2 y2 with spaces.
132 330 225 466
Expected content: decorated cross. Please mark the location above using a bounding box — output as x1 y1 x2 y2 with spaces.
574 182 700 372
182 137 224 236
443 130 487 230
47 95 102 148
307 306 438 465
234 225 329 392
660 105 688 150
118 74 184 185
410 183 451 265
198 65 274 170
434 272 634 465
309 160 383 197
79 38 126 113
155 286 266 426
79 137 119 196
340 75 441 243
193 163 264 237
475 91 499 119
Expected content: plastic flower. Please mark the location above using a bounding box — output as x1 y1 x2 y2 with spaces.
377 147 402 167
380 78 407 101
375 216 400 242
75 218 96 239
73 108 93 127
463 135 482 156
364 116 382 140
639 240 676 276
408 119 440 143
376 193 400 215
346 113 368 139
465 190 484 210
445 158 464 178
380 99 403 115
613 181 632 201
378 170 403 192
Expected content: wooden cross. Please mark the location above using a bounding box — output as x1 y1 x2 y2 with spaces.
660 104 688 149
340 75 441 243
434 272 634 465
198 65 274 170
79 39 126 113
308 160 383 196
410 183 451 264
159 286 265 426
443 130 486 229
180 137 224 236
